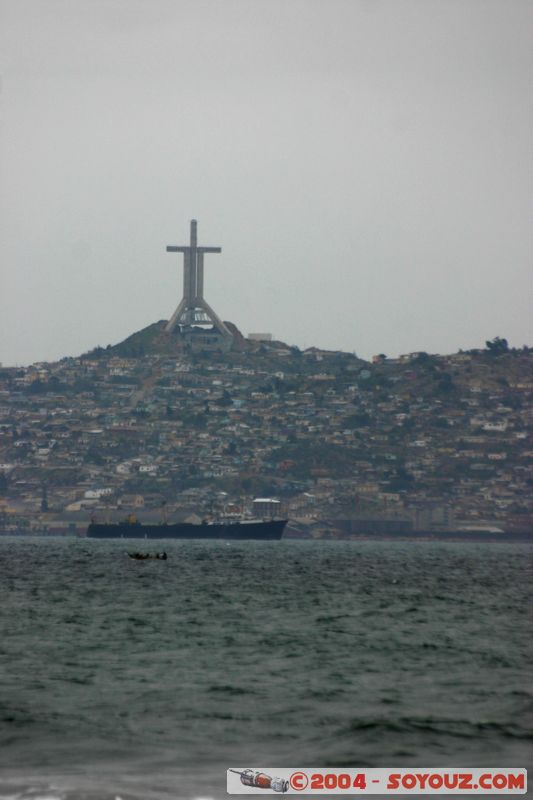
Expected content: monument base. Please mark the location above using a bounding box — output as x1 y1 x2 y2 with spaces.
169 325 233 353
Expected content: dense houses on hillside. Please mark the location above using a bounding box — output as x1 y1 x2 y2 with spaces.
0 337 531 535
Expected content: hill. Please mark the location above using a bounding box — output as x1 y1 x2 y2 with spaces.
83 319 251 360
0 327 531 534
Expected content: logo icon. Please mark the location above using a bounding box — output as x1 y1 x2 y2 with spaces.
229 769 289 793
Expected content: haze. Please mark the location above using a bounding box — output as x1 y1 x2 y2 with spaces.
1 0 532 365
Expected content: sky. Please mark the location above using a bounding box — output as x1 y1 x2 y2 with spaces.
1 0 532 366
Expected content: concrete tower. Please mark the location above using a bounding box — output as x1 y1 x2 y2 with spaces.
165 220 232 345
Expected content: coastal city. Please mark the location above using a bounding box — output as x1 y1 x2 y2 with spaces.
0 324 531 538
2 5 531 796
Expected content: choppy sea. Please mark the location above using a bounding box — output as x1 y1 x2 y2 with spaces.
0 537 531 799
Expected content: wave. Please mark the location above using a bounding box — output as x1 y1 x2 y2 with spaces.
345 716 533 740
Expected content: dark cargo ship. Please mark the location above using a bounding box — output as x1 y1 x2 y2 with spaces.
87 518 287 540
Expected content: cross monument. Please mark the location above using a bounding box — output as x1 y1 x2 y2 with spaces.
165 219 232 340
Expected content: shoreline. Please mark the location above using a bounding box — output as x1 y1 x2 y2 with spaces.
1 529 532 543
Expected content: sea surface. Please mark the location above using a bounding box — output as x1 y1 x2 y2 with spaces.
0 537 531 799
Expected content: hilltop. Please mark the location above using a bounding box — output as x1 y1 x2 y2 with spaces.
83 320 250 360
0 327 531 536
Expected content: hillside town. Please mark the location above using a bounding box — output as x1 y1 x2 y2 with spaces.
0 326 531 538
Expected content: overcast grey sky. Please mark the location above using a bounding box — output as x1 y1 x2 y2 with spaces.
1 0 532 365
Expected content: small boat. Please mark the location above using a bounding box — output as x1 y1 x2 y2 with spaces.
128 552 168 560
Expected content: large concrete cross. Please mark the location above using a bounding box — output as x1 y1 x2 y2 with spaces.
165 219 231 339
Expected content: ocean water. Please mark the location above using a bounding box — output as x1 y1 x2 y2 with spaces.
0 537 531 799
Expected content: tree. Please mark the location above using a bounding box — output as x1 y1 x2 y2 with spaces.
344 412 371 429
218 390 233 407
437 373 455 394
388 466 415 491
26 379 47 395
485 336 509 355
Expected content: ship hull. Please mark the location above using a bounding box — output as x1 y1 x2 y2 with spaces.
87 519 287 540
